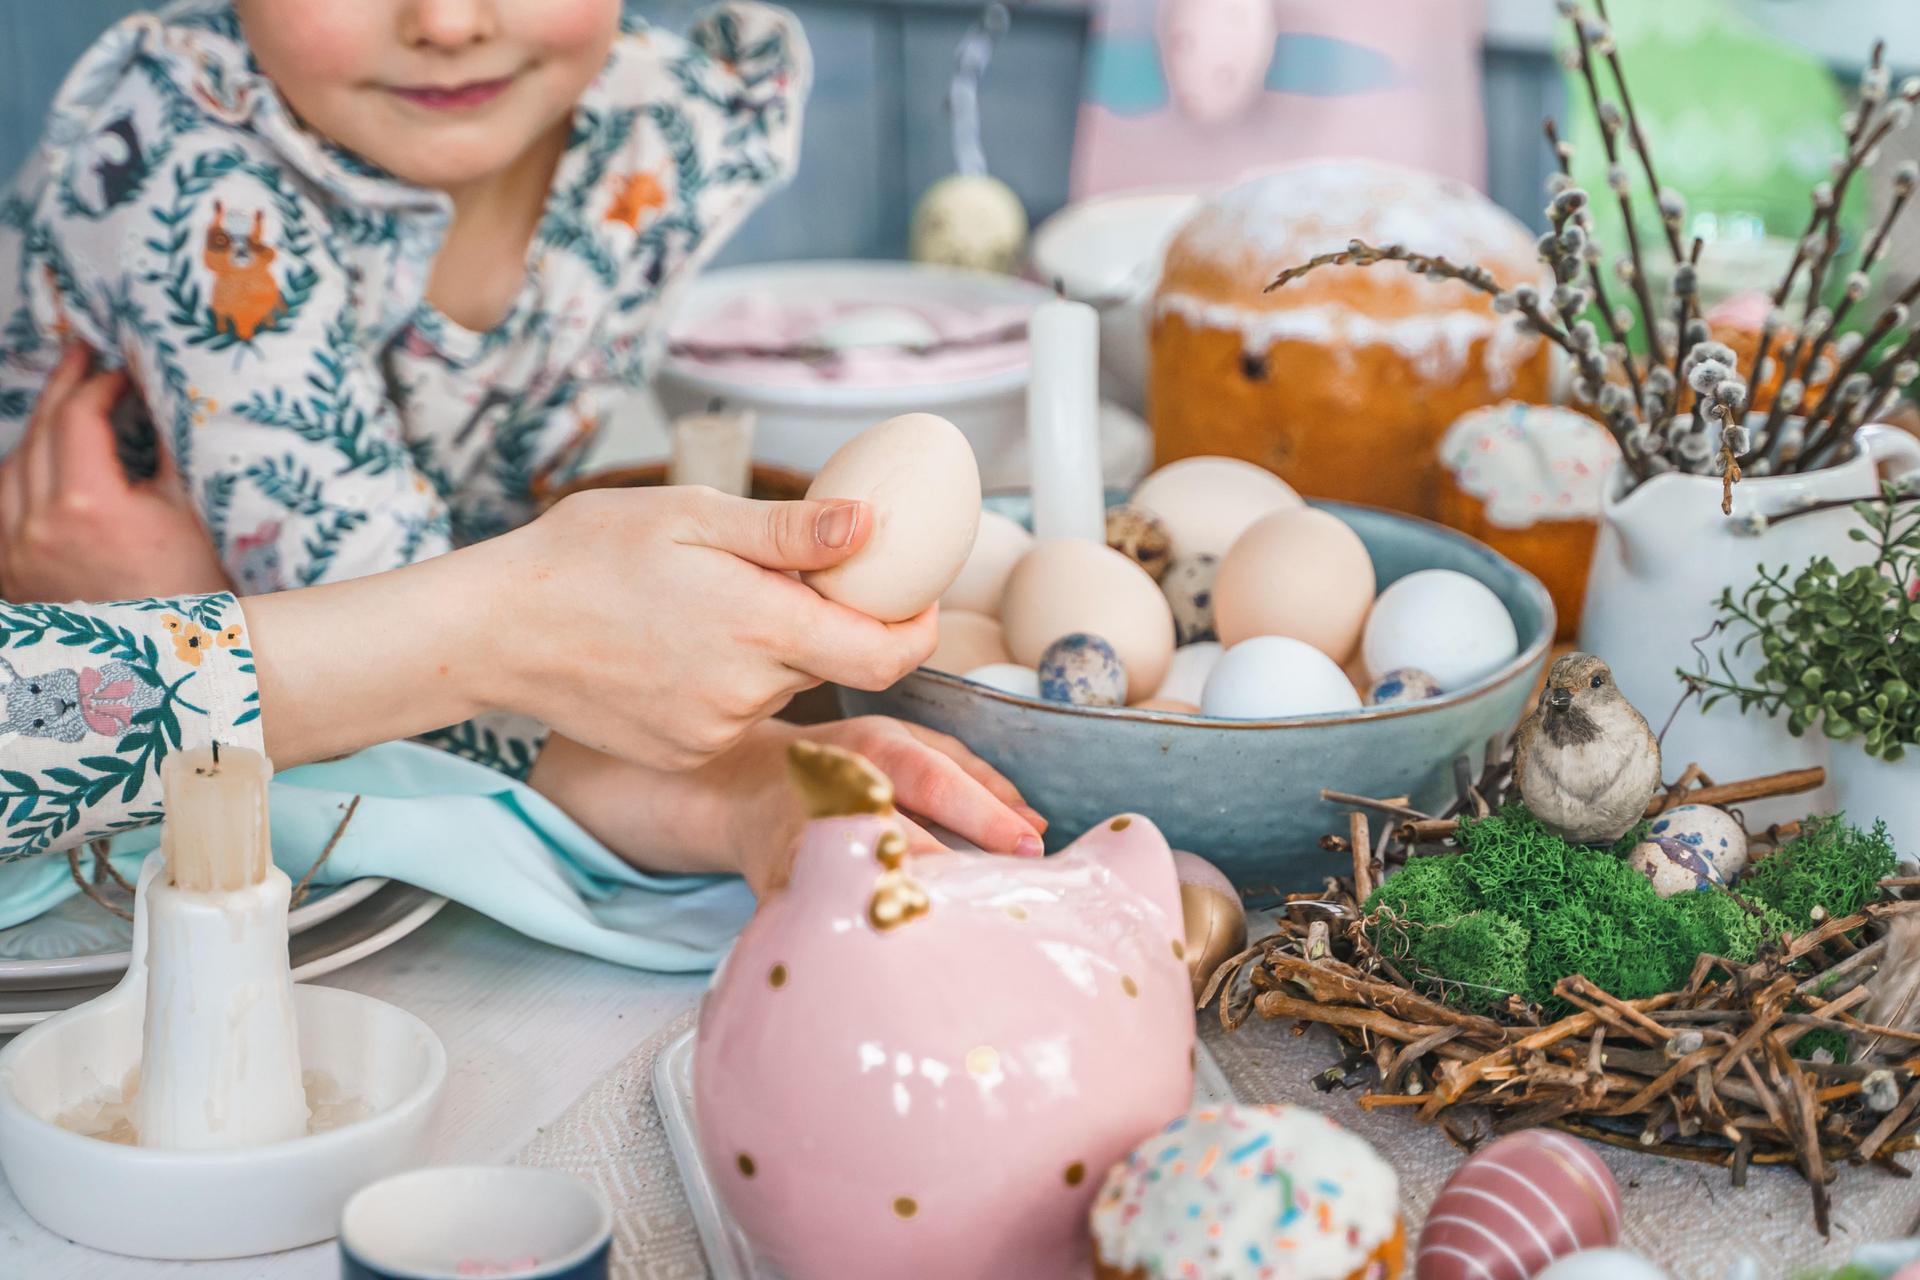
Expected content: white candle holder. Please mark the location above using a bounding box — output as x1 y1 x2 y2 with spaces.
0 854 447 1259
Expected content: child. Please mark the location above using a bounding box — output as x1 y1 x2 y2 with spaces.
0 0 804 587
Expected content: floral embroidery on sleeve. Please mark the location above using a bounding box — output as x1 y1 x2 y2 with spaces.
0 593 263 863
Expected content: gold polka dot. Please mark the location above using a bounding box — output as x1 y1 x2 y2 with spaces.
768 963 788 989
893 1196 918 1219
737 1153 756 1177
1110 816 1132 832
1121 975 1138 998
1064 1161 1086 1187
1005 905 1028 921
965 1046 1001 1078
1172 939 1186 960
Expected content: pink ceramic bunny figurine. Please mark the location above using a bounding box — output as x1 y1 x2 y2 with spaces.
694 742 1195 1280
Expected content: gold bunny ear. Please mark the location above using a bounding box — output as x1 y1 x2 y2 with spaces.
787 741 895 818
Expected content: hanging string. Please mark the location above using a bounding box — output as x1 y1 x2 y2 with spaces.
949 3 1010 178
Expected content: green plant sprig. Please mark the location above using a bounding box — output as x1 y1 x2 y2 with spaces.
1686 484 1920 761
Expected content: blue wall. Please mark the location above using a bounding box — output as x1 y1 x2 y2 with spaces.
0 0 1562 262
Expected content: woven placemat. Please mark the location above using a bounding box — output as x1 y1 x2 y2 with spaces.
516 1003 1918 1279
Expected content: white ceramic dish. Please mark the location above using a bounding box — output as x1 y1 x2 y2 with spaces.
0 879 445 1032
653 1025 1233 1280
0 877 448 1261
0 873 389 989
341 1166 612 1280
1029 189 1204 411
655 260 1052 488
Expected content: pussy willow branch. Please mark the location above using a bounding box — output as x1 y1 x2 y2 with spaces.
1545 117 1644 405
1797 275 1920 455
1803 326 1920 469
1592 0 1685 261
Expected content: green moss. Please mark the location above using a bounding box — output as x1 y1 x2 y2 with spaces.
1406 911 1530 1012
1739 814 1898 930
1790 1028 1849 1062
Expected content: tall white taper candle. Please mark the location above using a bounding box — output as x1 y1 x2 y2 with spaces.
1025 295 1105 542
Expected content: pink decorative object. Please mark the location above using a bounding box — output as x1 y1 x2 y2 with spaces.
694 742 1195 1280
1415 1129 1622 1280
1154 0 1277 125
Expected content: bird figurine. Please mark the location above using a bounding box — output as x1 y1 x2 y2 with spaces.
1512 652 1662 844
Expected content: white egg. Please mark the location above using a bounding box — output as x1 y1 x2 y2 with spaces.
1362 569 1519 691
1535 1249 1669 1280
964 663 1042 698
811 306 940 352
1152 641 1223 706
802 414 982 622
1200 636 1361 719
1130 456 1301 560
942 509 1034 616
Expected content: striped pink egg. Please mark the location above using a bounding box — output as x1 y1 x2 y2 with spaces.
1415 1129 1622 1280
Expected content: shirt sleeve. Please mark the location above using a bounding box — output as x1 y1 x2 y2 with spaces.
0 593 263 863
23 135 454 593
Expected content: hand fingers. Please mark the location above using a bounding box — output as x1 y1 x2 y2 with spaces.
19 347 91 505
755 581 935 690
679 490 872 574
0 455 25 545
50 369 133 495
869 734 1042 857
896 721 1046 832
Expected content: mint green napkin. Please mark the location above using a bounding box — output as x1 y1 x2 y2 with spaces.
0 741 754 970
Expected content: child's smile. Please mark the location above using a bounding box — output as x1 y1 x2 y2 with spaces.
384 74 519 113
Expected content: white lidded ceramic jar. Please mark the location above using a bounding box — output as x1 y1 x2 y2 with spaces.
1580 424 1920 825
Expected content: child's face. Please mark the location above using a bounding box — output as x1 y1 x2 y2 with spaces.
236 0 620 190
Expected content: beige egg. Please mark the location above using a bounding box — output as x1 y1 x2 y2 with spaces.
941 509 1033 617
928 610 1011 674
1001 541 1175 697
1135 697 1201 714
802 414 982 622
1131 456 1301 561
1213 508 1376 663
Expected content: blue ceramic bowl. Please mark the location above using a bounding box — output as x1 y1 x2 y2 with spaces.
839 499 1554 894
339 1166 611 1280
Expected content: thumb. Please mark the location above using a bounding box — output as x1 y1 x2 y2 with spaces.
683 491 872 573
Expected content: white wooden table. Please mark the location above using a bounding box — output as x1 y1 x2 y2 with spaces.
0 904 708 1278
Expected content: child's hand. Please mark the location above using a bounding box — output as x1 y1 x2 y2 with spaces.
486 485 941 772
0 345 230 601
529 718 1046 898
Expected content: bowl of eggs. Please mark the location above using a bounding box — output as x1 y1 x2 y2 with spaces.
839 455 1555 893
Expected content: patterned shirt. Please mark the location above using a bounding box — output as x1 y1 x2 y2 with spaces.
0 0 808 776
0 594 262 864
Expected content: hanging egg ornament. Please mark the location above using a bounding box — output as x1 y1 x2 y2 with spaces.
1535 1250 1669 1280
909 174 1029 275
1414 1129 1621 1280
964 662 1041 698
1105 504 1175 582
1038 634 1129 707
1368 668 1443 707
1160 553 1219 646
1646 804 1750 883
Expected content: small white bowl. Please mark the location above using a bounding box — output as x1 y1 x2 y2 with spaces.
1029 188 1204 410
340 1166 612 1280
656 260 1053 487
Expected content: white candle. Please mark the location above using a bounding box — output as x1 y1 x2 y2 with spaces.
134 743 307 1149
1025 296 1105 542
669 405 755 497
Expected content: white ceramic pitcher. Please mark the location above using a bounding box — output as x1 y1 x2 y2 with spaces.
1579 424 1920 823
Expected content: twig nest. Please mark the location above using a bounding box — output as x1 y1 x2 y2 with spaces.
1534 1249 1669 1280
1038 634 1128 707
1104 504 1174 581
1367 667 1442 707
1415 1129 1621 1280
1645 804 1749 882
1159 553 1219 645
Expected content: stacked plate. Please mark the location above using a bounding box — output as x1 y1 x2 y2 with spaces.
0 876 445 1032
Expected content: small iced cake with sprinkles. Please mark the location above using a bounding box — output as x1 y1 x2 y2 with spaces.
1090 1103 1404 1280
